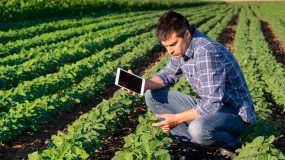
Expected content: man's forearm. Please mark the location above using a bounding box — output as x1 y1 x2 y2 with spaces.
175 108 201 124
145 76 164 90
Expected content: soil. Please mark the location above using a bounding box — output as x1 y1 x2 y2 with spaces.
218 13 239 53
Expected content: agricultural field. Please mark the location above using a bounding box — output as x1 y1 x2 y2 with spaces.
0 1 285 159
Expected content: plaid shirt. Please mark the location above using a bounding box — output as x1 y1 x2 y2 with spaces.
155 29 256 124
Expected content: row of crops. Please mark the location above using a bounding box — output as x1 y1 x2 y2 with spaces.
253 4 285 44
232 6 285 159
0 2 285 160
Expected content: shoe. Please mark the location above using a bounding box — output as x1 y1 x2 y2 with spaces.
220 142 242 159
220 148 237 159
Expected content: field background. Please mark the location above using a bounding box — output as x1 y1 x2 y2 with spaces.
0 0 285 159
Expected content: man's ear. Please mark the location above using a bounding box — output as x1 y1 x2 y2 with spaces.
184 30 191 39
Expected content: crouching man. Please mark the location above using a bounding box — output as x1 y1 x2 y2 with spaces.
130 11 256 158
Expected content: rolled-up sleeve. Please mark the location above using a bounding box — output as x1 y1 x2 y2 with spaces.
154 56 182 88
195 47 226 116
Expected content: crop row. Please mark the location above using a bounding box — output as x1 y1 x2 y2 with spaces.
0 4 219 45
0 11 161 60
208 6 239 41
0 11 150 45
252 4 285 44
232 7 284 159
0 18 157 90
0 5 221 67
247 8 285 110
198 7 232 33
0 31 156 112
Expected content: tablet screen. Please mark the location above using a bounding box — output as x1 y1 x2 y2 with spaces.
117 69 143 94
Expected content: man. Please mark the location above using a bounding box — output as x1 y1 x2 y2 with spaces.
129 11 256 158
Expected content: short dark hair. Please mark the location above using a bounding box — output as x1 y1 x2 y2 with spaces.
156 11 192 41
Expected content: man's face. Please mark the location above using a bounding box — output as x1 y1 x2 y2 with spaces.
161 31 191 59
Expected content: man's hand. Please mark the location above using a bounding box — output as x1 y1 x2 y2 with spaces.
152 114 179 133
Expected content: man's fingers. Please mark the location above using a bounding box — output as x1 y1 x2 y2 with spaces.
127 69 134 74
155 114 166 119
162 128 170 132
152 121 166 127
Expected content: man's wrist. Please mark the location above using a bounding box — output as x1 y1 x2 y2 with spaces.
174 113 182 125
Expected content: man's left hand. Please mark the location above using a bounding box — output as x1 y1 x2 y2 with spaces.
152 114 179 133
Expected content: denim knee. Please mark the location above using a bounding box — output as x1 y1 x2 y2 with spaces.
144 90 154 107
188 119 212 145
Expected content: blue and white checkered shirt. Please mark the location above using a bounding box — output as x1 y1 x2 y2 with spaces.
155 29 257 124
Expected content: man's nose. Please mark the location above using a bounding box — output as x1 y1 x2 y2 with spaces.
166 46 174 54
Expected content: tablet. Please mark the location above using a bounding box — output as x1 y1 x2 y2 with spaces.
115 68 145 96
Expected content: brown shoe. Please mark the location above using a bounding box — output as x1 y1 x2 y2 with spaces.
220 142 242 159
220 148 237 159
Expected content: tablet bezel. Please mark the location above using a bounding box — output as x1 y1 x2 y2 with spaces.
115 68 145 96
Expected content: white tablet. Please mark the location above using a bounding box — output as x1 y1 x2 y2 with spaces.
115 68 145 96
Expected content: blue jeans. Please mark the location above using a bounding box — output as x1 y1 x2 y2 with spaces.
144 88 250 148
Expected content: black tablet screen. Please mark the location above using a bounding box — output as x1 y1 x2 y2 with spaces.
118 69 143 94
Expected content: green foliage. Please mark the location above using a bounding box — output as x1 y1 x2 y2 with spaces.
233 6 283 158
234 136 285 160
113 112 173 160
27 38 171 160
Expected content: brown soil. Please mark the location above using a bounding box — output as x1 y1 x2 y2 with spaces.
218 12 239 53
169 140 228 160
0 47 166 160
252 11 285 68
